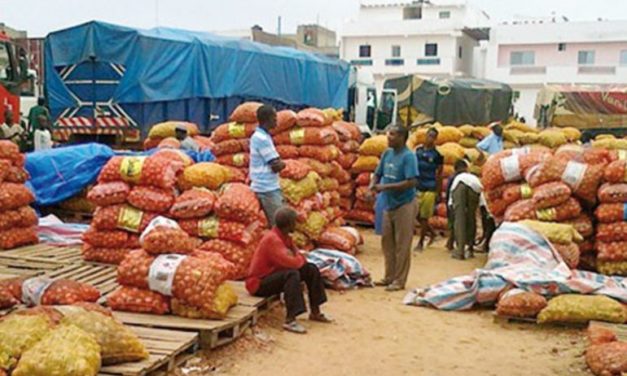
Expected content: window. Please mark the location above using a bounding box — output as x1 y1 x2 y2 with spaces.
350 59 372 66
425 43 438 57
620 50 627 65
510 51 535 66
359 45 371 58
0 42 11 80
391 45 401 58
458 46 463 59
385 59 404 66
417 58 440 65
439 11 451 19
578 50 595 65
403 6 422 20
558 43 566 51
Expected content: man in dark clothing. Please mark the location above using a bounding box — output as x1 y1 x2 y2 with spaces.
444 159 468 251
414 127 443 251
246 207 331 334
27 97 50 134
448 160 483 260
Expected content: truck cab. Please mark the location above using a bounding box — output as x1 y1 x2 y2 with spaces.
0 32 28 123
347 67 377 137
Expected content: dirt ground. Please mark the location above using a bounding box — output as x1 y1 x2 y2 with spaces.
171 229 591 376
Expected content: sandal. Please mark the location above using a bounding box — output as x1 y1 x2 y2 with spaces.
309 313 334 323
283 321 307 334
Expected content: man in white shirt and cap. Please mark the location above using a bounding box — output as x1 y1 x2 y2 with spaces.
175 124 199 152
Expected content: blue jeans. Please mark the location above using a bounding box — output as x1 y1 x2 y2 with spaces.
256 189 285 227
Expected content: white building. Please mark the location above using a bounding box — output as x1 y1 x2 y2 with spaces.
482 19 627 123
340 0 490 91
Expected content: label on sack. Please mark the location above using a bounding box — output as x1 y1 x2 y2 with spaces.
520 184 533 199
117 205 144 233
198 216 219 238
289 128 305 145
617 150 627 161
228 123 245 138
233 153 246 167
536 207 557 221
511 146 530 156
561 161 587 190
500 155 521 182
140 216 181 244
22 277 54 306
501 288 526 300
119 157 146 184
148 254 187 296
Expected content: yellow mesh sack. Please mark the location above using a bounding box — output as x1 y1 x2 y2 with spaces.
458 125 475 137
596 261 627 276
148 121 199 139
296 211 328 240
538 129 568 148
519 132 540 145
459 137 478 148
171 283 238 319
437 142 466 165
280 172 320 205
537 295 627 324
504 121 539 134
179 163 227 190
359 135 388 156
351 156 380 173
519 220 583 244
504 129 524 146
0 314 52 371
435 126 464 146
561 127 581 142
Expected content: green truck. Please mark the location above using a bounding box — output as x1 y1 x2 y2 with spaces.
375 75 513 131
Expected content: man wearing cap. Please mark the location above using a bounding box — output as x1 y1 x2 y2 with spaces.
476 122 504 156
175 125 199 152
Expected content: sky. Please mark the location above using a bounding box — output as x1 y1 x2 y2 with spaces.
1 0 626 38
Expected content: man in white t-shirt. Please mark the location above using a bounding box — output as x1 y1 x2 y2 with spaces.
0 111 24 145
448 160 483 260
34 115 53 151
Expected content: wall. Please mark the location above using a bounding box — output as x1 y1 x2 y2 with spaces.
497 42 627 67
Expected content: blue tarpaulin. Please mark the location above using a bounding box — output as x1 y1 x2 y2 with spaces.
44 21 350 132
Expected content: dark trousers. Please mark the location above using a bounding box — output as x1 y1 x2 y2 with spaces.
452 183 479 257
480 206 496 250
254 263 327 319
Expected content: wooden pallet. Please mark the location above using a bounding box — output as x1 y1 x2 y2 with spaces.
99 326 198 376
0 255 63 279
228 281 279 318
113 303 257 350
1 244 83 265
45 262 119 298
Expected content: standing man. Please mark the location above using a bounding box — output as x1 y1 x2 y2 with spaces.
27 97 50 135
0 111 25 145
476 122 504 156
250 104 286 227
448 161 483 260
370 125 418 292
175 125 200 152
247 207 331 334
414 127 443 251
34 115 53 151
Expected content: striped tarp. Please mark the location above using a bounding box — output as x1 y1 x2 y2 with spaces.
306 248 372 290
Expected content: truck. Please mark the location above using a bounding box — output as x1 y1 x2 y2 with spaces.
346 66 377 136
0 31 29 125
535 84 627 137
44 21 350 145
374 74 513 130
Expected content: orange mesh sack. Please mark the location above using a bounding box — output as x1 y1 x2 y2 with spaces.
229 102 262 123
595 203 627 223
92 204 157 233
337 152 358 170
296 108 329 127
604 160 627 183
496 289 547 318
40 279 100 305
216 153 250 168
585 341 627 376
98 156 183 190
82 228 130 248
280 159 312 181
270 110 298 135
338 182 355 197
526 157 604 203
319 178 339 193
169 188 216 219
141 224 197 256
355 172 371 186
553 243 580 269
273 127 338 146
222 166 247 184
81 245 133 265
157 137 180 149
0 159 9 182
299 145 339 162
276 145 299 159
215 183 260 224
0 207 38 231
346 210 375 224
211 139 244 157
0 227 38 249
0 183 35 210
198 239 254 280
332 121 362 142
0 140 24 166
127 186 175 213
3 166 30 183
317 227 357 254
340 140 360 153
211 122 256 143
595 241 627 262
107 286 170 314
596 222 627 242
179 217 257 245
299 158 332 177
152 148 194 167
531 182 572 209
597 183 627 204
481 151 549 190
563 214 594 238
87 182 130 207
504 198 581 222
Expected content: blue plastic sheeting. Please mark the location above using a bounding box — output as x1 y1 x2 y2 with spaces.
45 21 350 128
26 143 115 206
119 148 215 163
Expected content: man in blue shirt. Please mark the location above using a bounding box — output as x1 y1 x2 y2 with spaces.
414 127 443 251
476 122 504 156
369 125 418 292
249 105 286 227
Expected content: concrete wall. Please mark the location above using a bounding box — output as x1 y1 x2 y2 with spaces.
497 42 627 67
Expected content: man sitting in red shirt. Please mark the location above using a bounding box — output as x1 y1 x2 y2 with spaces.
246 206 332 333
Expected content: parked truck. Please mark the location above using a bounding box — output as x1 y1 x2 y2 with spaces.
44 21 350 145
535 84 627 137
0 31 29 124
375 74 513 130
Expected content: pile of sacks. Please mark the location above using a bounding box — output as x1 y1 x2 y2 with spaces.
346 135 388 224
0 304 148 375
594 158 627 276
0 141 38 250
83 152 187 264
107 217 238 319
333 121 363 213
143 121 203 150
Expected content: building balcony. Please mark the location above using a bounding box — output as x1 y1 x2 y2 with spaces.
385 58 405 66
488 65 627 85
350 59 373 66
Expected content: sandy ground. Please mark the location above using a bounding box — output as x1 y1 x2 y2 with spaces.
171 229 591 376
